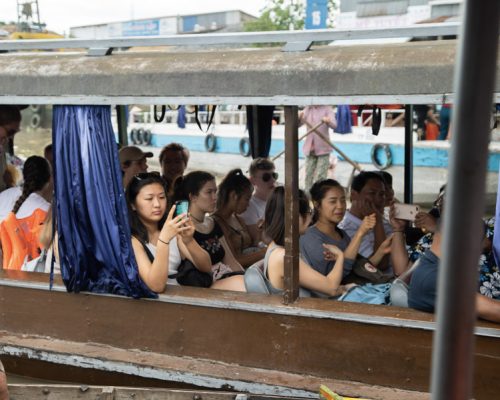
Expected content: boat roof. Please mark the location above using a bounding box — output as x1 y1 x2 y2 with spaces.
0 23 497 105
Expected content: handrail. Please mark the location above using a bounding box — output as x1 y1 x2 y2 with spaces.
0 22 460 53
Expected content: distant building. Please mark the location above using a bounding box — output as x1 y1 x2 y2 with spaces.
70 10 256 39
337 0 462 29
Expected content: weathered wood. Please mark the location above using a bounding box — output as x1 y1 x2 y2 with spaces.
1 271 499 398
284 106 300 304
0 41 498 105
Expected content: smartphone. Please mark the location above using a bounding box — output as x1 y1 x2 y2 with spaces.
174 200 189 217
394 203 420 221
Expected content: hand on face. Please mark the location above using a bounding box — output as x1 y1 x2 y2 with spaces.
159 205 190 244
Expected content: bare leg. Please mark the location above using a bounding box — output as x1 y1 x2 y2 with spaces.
211 275 246 292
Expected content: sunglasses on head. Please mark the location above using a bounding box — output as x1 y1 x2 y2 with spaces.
261 172 278 182
133 171 161 181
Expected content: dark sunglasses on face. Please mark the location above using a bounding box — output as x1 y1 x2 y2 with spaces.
261 172 279 182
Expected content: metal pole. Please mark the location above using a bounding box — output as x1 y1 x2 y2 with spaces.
283 106 300 304
116 105 128 147
431 1 500 399
404 105 413 204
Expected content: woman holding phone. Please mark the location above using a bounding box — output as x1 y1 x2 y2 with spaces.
126 172 212 293
175 171 247 291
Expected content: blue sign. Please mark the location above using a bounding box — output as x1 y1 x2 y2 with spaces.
122 19 160 36
305 0 328 30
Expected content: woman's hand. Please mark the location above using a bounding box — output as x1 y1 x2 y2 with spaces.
178 217 196 244
389 202 407 231
375 234 393 256
414 212 437 233
322 244 344 261
159 205 190 244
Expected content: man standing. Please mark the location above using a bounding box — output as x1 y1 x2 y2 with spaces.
299 105 337 191
240 158 277 244
119 145 153 188
0 106 21 193
339 171 392 271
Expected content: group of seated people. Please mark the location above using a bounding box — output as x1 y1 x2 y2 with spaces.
1 137 500 324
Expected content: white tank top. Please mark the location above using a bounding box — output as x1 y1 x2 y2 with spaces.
146 236 181 286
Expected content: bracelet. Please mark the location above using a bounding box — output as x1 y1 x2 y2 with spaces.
158 238 170 245
393 230 405 233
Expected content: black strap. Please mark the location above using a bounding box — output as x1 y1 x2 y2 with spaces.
154 105 166 123
194 105 217 132
139 239 177 279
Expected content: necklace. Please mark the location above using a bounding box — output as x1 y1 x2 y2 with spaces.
190 213 206 224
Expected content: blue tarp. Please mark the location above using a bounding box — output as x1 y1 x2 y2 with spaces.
53 105 156 298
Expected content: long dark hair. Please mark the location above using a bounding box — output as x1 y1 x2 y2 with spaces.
216 168 252 211
309 179 344 224
264 186 310 246
12 156 51 214
126 172 167 243
174 170 215 202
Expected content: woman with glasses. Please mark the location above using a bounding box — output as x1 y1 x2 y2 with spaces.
126 172 212 293
264 186 353 297
213 169 266 268
175 171 246 291
300 179 392 283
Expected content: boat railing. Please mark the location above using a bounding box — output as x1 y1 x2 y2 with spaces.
0 22 460 54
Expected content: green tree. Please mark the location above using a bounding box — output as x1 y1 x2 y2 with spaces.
245 0 338 32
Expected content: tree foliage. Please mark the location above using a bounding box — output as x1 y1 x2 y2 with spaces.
245 0 338 32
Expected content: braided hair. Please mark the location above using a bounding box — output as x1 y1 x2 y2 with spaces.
12 156 51 214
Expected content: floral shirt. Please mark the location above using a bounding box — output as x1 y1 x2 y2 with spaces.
406 218 500 300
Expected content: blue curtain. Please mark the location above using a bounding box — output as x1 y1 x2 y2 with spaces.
53 105 156 298
334 105 353 134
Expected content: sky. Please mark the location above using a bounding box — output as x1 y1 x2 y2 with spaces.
0 0 268 35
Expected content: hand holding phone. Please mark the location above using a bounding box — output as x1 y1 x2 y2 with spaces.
393 203 420 221
174 200 189 217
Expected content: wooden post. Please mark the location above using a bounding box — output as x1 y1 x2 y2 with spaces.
283 106 300 304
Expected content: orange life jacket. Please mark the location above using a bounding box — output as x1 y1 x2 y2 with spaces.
0 208 47 270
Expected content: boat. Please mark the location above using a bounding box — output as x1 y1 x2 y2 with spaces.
126 107 500 207
1 19 500 399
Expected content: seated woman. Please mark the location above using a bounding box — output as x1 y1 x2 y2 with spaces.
0 156 52 270
265 186 352 297
213 169 266 268
300 179 392 282
0 155 52 222
176 171 246 291
126 172 212 293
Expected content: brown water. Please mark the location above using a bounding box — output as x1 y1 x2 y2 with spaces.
12 127 52 159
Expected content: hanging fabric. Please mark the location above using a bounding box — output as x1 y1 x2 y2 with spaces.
334 105 353 134
52 105 156 298
246 105 274 158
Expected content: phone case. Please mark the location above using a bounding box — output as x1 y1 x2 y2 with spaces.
394 204 420 221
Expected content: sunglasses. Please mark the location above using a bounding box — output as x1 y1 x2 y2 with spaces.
133 171 161 181
261 172 279 182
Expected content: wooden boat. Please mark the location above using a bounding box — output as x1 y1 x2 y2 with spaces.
1 21 500 399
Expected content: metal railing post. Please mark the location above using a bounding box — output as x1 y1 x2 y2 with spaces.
404 105 413 204
430 1 500 399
